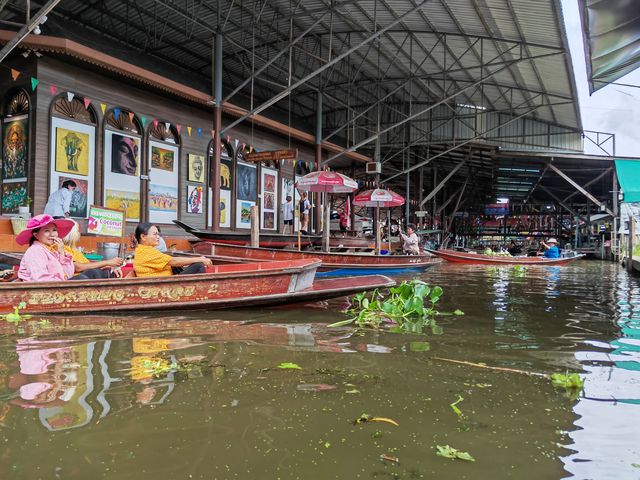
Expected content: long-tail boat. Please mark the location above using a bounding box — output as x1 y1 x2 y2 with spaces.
427 249 584 265
0 259 394 314
192 242 440 275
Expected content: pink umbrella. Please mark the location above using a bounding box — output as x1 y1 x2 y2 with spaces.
353 188 406 254
296 171 358 251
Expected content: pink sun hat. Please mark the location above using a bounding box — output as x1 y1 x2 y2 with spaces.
16 214 75 246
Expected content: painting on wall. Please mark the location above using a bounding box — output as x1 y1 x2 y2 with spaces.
219 189 231 228
260 168 278 231
239 201 252 226
55 127 90 176
106 188 140 221
59 176 88 218
264 173 276 193
187 185 203 214
236 162 257 201
2 116 28 180
149 184 178 213
1 181 26 214
151 145 175 172
263 212 275 229
110 133 139 176
220 156 233 191
188 154 205 183
264 192 275 210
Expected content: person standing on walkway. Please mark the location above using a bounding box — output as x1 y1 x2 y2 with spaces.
44 180 76 219
299 192 310 234
282 195 294 234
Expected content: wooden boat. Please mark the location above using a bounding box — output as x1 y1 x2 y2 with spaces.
0 259 395 314
427 249 585 265
192 242 440 274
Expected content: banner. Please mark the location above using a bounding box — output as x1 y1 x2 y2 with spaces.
87 205 125 237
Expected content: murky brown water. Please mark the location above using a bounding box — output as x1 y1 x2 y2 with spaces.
0 261 638 479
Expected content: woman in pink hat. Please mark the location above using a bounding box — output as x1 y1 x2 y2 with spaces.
17 214 108 282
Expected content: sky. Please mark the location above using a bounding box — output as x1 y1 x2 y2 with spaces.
561 0 640 157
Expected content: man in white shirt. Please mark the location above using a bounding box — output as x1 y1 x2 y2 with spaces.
399 224 420 255
44 180 76 218
282 195 293 234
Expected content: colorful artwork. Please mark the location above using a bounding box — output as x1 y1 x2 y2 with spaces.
188 154 205 183
149 184 178 212
239 201 252 226
264 173 276 192
55 127 90 175
220 156 233 191
264 192 275 210
59 176 88 218
263 211 275 229
151 145 175 172
106 189 140 221
187 185 203 214
219 189 231 228
236 163 257 201
1 181 27 214
3 117 28 180
110 133 139 176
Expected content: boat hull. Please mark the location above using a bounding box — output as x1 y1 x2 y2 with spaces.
427 249 584 265
0 259 394 314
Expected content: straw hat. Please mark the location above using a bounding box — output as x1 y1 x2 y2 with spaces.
16 214 74 246
547 238 558 244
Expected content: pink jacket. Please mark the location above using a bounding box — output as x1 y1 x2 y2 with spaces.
18 241 75 282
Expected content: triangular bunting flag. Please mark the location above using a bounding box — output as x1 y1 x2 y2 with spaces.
164 122 170 131
10 69 20 81
49 85 57 96
100 103 107 114
187 126 192 136
128 112 134 124
197 128 202 137
114 108 121 121
141 116 147 126
153 119 158 129
30 77 38 91
66 92 75 102
83 97 91 109
176 125 182 135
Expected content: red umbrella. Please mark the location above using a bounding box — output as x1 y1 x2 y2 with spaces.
353 188 405 208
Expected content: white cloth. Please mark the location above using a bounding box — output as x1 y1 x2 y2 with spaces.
282 201 293 221
44 188 73 217
399 232 420 255
156 236 167 253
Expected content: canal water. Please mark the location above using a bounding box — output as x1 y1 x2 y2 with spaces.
0 261 638 479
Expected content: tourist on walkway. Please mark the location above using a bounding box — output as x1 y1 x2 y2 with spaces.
299 192 310 234
43 180 76 219
282 195 294 234
540 238 560 259
133 223 211 277
62 220 123 278
399 224 420 255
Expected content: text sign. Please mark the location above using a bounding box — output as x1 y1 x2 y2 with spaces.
87 205 125 237
246 149 298 162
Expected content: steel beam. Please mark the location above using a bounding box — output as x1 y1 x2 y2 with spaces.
547 162 614 216
420 159 467 207
537 185 587 224
561 167 613 203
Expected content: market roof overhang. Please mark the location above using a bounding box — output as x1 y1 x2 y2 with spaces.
579 0 640 93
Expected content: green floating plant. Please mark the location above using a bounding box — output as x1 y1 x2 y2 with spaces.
550 371 584 399
277 362 302 370
2 302 31 325
436 445 475 462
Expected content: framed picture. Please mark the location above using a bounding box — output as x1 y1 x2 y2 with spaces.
2 115 28 180
106 188 140 221
236 162 257 201
1 181 27 214
187 185 203 214
148 141 179 224
220 156 233 191
236 200 255 229
188 154 205 183
110 132 139 176
149 184 178 213
55 127 90 176
219 189 231 228
261 167 278 230
151 145 175 172
59 176 88 218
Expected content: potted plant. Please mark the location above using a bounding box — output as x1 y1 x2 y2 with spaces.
17 195 31 216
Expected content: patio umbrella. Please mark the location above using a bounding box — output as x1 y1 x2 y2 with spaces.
353 188 406 254
296 171 358 251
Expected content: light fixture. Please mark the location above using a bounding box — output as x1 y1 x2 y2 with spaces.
33 25 41 35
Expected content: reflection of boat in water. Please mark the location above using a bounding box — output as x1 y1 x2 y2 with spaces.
0 259 394 314
427 249 584 265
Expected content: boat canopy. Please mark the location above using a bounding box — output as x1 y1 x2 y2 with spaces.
615 160 640 203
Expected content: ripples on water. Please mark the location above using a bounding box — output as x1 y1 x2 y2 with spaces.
0 261 637 479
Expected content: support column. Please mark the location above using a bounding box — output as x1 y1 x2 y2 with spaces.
314 92 322 235
211 32 223 231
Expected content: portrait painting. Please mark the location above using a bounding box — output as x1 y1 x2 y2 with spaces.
219 189 231 227
188 154 205 183
151 145 175 172
220 156 233 191
264 173 275 193
263 211 275 229
106 189 140 221
55 127 90 176
236 163 257 201
110 133 139 176
2 117 28 180
264 192 275 210
239 201 252 226
1 181 26 214
187 185 203 214
59 176 88 218
149 184 178 213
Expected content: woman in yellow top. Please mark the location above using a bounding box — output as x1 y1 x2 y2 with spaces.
133 223 211 277
62 220 124 279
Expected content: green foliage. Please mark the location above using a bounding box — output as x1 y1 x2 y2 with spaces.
435 445 475 462
329 280 458 334
277 362 302 370
1 302 30 325
550 371 584 399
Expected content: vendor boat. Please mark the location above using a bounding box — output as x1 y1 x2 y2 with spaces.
0 259 394 314
426 249 584 265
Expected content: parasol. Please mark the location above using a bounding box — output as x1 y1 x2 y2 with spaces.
353 188 406 254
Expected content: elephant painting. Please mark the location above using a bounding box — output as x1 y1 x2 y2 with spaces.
220 164 231 188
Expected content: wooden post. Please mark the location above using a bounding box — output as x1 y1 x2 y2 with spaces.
323 195 331 252
250 206 259 247
627 215 635 272
375 205 381 255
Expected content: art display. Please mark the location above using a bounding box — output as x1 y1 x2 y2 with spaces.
1 181 27 214
55 127 90 175
220 156 233 190
264 192 275 210
236 162 257 201
149 184 178 213
151 145 175 172
106 188 140 221
110 132 139 176
239 201 252 226
59 176 88 218
264 173 275 192
261 168 278 230
187 185 203 214
188 154 205 183
263 211 275 229
219 189 231 228
2 116 28 180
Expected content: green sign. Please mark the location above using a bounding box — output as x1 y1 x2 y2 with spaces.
87 205 125 237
